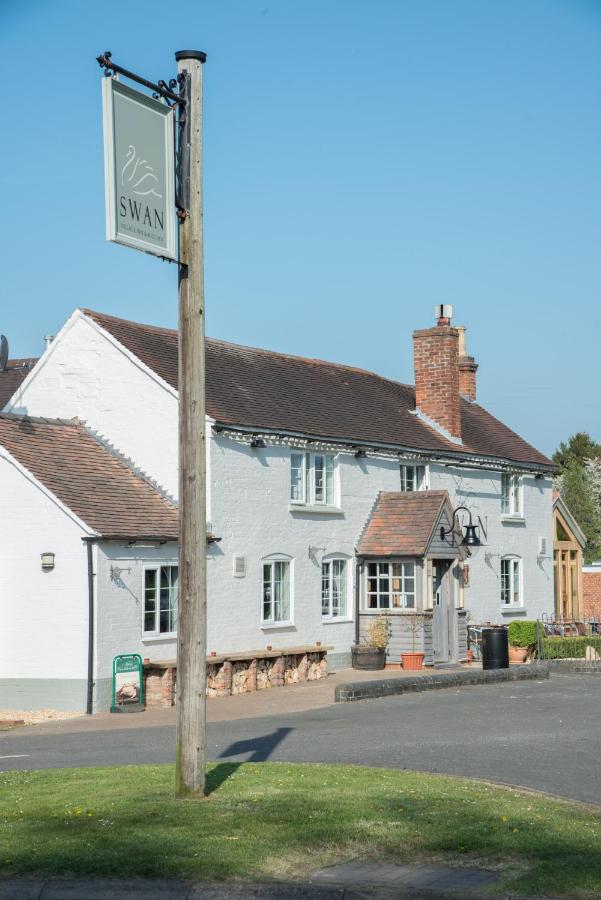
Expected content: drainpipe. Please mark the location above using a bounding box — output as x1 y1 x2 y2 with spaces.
354 556 362 646
86 540 96 715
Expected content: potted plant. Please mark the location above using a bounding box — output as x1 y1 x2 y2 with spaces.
400 613 429 670
352 613 391 670
508 620 538 663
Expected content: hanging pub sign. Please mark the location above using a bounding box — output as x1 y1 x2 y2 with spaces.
111 653 144 713
102 78 176 260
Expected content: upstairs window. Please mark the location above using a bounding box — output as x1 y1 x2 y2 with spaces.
290 452 336 506
501 473 522 516
143 565 178 636
322 558 348 618
400 464 427 492
366 561 416 609
501 557 522 606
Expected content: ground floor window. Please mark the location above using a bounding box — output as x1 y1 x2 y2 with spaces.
144 565 178 635
322 558 347 618
262 559 291 624
366 561 415 609
501 557 521 606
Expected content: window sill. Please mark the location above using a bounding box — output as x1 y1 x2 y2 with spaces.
142 633 177 642
360 609 425 616
321 617 353 625
501 516 526 525
288 504 344 516
261 622 296 631
500 607 527 616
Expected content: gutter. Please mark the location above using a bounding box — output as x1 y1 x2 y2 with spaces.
212 423 555 476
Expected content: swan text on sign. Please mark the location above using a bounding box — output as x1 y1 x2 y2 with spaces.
102 78 176 260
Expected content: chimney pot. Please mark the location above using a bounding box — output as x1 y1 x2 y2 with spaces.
44 335 54 350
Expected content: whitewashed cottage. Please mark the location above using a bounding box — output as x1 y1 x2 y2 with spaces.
1 305 555 710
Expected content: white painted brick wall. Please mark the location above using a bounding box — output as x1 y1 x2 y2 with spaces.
0 455 89 680
6 312 180 500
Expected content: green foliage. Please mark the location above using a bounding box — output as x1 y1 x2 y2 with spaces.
541 636 601 659
3 763 601 896
553 432 601 472
508 620 538 648
560 459 601 563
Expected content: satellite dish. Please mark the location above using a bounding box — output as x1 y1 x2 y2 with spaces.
0 336 8 372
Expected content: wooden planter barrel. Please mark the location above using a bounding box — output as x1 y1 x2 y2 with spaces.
351 646 386 670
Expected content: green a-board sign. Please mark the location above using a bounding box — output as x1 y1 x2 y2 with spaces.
111 654 144 713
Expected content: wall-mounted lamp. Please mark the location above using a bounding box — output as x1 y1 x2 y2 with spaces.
41 552 55 571
440 506 482 555
250 437 265 449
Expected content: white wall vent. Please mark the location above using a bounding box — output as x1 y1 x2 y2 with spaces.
233 555 247 578
539 536 547 556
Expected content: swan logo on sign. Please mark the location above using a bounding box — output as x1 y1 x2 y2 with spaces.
102 78 176 260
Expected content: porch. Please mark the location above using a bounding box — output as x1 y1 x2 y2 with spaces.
356 490 469 665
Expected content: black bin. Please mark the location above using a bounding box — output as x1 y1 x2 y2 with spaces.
481 627 509 670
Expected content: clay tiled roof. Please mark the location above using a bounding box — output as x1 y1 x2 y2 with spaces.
82 308 553 470
0 359 38 409
0 413 178 540
357 491 450 557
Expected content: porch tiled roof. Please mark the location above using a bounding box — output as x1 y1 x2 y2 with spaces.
0 359 38 409
0 413 178 540
357 490 450 557
82 308 553 470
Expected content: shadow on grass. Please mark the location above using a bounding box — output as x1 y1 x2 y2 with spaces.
205 762 240 795
205 728 293 794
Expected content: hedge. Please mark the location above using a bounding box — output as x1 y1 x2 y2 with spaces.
540 636 601 659
508 620 539 648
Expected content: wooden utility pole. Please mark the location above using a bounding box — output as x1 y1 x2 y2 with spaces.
175 49 207 799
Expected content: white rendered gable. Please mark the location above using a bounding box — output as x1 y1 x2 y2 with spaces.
5 310 180 499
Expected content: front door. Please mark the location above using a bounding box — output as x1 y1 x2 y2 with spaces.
431 560 452 663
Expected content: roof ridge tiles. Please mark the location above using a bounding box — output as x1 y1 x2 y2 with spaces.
81 307 415 388
0 411 81 427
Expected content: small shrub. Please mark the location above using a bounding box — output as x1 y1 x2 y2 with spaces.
366 613 391 650
541 636 601 659
508 620 539 648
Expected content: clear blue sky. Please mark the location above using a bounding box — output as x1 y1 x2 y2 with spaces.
1 0 600 456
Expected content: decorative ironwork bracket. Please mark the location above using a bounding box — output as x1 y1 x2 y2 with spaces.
96 51 185 107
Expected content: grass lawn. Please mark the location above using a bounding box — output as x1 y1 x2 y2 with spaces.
1 763 600 896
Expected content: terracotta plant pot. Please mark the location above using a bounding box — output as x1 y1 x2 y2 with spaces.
508 645 528 663
465 649 474 663
351 646 386 670
401 652 425 671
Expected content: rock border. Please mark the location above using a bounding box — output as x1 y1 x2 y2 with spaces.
334 662 550 702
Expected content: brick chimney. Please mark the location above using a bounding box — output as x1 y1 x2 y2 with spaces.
413 305 461 441
456 326 478 401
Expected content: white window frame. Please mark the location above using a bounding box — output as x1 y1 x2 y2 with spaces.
261 554 294 627
501 556 522 606
290 451 337 507
501 472 523 517
400 463 429 492
142 564 179 637
321 555 351 620
365 560 416 610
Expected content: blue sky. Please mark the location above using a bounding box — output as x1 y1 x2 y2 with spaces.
1 0 599 456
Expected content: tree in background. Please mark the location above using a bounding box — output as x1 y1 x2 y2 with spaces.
553 432 601 471
554 433 601 563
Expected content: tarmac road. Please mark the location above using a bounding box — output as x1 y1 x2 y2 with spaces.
1 674 599 805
